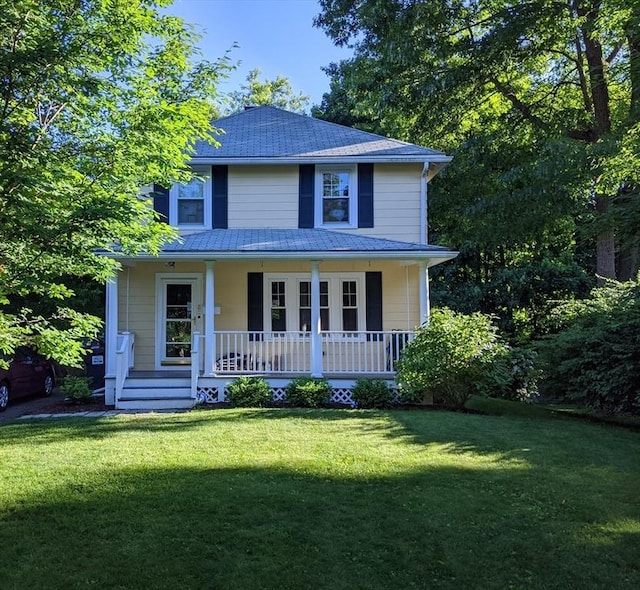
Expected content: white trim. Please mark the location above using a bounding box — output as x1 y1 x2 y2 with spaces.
315 164 358 229
169 165 212 230
154 273 203 370
105 251 459 264
263 272 366 336
204 262 216 376
188 156 453 165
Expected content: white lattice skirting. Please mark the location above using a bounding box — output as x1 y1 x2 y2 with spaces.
197 385 357 406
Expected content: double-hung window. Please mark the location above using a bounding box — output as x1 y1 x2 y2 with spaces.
170 165 211 229
265 273 364 335
315 166 357 228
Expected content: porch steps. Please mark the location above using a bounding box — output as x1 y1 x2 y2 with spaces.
117 377 194 410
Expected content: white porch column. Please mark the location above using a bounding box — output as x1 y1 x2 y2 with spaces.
104 273 119 405
419 261 431 325
204 260 216 376
310 260 323 377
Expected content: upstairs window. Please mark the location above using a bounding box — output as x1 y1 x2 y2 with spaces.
170 166 211 229
315 166 357 228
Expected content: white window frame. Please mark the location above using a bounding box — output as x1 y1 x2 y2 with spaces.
263 273 365 337
315 165 358 228
170 165 212 230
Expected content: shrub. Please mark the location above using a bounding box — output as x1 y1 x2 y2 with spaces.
285 377 332 408
396 308 508 409
483 347 541 403
535 278 640 415
351 378 394 409
60 375 93 403
226 376 272 407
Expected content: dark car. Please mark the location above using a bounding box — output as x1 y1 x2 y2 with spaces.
0 347 56 412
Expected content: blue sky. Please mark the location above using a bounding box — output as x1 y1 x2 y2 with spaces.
166 0 352 107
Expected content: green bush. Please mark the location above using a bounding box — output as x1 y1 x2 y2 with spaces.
484 347 540 403
396 308 508 409
226 376 272 407
60 375 93 403
351 378 394 409
535 278 640 415
285 377 332 408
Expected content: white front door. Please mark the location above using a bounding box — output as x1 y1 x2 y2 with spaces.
156 275 202 368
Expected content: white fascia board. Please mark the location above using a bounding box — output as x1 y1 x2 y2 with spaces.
103 250 459 265
189 155 453 166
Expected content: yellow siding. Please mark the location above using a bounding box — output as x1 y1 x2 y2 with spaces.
228 165 299 228
120 260 424 370
224 163 423 240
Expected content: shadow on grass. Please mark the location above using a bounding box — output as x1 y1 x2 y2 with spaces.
1 411 639 589
1 461 639 590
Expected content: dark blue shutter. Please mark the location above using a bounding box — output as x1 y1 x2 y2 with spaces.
365 271 383 340
248 272 264 340
152 184 170 224
212 165 228 229
358 163 374 228
298 164 315 228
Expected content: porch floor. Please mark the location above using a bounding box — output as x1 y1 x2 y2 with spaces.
127 370 395 380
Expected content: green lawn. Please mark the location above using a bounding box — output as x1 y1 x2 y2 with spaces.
1 409 639 590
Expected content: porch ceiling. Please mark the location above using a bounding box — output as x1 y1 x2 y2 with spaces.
105 228 458 266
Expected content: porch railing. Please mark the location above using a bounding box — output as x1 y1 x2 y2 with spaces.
212 330 413 375
115 331 134 401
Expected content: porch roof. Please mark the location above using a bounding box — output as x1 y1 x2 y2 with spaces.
113 229 458 264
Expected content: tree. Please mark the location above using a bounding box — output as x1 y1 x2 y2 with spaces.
0 0 229 366
224 68 309 114
315 0 640 282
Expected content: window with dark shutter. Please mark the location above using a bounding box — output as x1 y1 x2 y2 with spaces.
298 164 315 228
152 184 170 224
365 271 383 340
212 165 228 229
358 163 374 228
247 272 264 340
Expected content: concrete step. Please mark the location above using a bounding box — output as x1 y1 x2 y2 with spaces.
124 378 191 389
121 386 191 399
116 397 195 410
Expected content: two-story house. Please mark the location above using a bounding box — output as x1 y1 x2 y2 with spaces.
103 106 458 409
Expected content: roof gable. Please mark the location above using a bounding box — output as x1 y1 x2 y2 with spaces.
193 106 449 162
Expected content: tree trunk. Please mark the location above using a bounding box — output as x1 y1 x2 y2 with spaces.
618 245 639 282
595 195 616 283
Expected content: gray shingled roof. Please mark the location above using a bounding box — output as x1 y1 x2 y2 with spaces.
193 106 448 161
160 228 454 257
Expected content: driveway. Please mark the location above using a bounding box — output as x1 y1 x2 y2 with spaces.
0 387 69 422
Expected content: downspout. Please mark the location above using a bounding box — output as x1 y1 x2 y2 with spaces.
420 162 431 324
420 162 429 245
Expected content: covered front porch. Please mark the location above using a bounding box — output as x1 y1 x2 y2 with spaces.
110 328 413 409
102 228 458 409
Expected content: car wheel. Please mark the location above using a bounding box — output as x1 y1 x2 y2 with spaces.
43 374 54 397
0 382 9 412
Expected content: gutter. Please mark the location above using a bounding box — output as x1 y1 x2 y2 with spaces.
189 155 453 166
103 249 459 266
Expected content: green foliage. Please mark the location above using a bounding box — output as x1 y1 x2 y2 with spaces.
485 347 541 403
396 308 508 408
224 68 309 114
60 375 93 403
226 376 272 408
316 0 640 316
285 377 332 408
0 0 230 366
536 279 640 415
351 378 394 409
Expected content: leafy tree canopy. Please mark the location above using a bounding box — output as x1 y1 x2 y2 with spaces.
0 0 230 365
223 68 310 114
315 0 640 283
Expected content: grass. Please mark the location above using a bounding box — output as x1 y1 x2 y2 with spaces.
1 409 639 590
